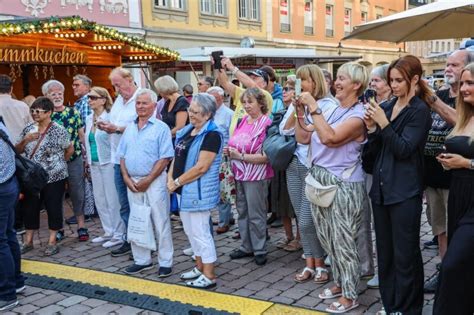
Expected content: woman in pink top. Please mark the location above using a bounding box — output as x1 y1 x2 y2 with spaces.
226 88 273 266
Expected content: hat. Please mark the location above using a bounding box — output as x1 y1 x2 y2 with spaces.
247 69 269 84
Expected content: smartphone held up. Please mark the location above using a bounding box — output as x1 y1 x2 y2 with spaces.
211 50 224 70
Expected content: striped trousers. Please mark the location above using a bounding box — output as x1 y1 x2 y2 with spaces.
309 165 365 300
286 156 325 258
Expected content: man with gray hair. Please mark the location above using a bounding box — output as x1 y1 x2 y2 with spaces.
423 49 474 293
72 74 92 124
207 86 235 234
117 88 174 277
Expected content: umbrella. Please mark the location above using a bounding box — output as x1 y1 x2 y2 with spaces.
343 0 474 43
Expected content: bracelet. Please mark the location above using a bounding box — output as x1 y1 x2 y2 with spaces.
174 178 181 187
231 67 239 75
241 152 245 161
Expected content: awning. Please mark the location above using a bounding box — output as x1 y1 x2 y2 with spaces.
0 15 180 66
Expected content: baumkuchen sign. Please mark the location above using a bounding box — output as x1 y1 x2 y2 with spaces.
0 42 88 65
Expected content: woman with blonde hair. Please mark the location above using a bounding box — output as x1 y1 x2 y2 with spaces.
434 62 474 314
85 87 125 248
280 64 337 285
295 62 368 313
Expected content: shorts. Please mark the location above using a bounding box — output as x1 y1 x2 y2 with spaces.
425 187 448 236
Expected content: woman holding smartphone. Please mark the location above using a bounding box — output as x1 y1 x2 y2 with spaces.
363 55 432 314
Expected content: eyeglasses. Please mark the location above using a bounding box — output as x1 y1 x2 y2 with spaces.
88 95 105 101
30 109 48 114
283 87 294 92
187 108 202 115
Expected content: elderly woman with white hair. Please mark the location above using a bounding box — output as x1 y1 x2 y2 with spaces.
167 93 223 289
295 62 369 313
42 79 89 242
155 75 189 140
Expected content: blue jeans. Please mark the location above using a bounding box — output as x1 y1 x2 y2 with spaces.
114 164 130 230
0 176 24 301
217 201 232 227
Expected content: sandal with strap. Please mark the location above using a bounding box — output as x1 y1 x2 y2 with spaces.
326 300 359 314
294 267 315 283
180 267 202 280
186 274 216 289
318 287 343 299
283 239 302 252
314 267 329 284
276 238 293 249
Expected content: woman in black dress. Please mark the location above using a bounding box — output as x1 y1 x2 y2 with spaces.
434 62 474 315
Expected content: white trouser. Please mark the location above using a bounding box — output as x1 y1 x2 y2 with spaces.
90 163 125 239
127 173 173 267
181 210 217 264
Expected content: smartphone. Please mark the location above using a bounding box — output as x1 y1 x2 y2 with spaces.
364 89 377 103
295 78 302 97
211 50 224 70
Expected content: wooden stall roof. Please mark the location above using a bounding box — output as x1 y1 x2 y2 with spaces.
0 16 180 66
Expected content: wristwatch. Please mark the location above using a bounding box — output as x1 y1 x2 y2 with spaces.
174 178 181 187
231 67 239 75
470 159 474 170
429 95 438 105
310 107 322 116
114 127 122 134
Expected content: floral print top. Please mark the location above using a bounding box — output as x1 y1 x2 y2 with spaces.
51 106 83 161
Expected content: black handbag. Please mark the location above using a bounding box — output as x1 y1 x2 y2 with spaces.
263 110 297 171
0 129 49 195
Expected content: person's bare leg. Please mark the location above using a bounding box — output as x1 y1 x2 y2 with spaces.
24 230 34 245
48 230 57 246
282 215 294 241
196 256 203 271
202 263 215 280
76 215 85 229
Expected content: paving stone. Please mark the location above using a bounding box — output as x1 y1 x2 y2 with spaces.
293 296 320 308
233 288 256 297
115 305 144 314
11 304 40 313
244 280 268 291
18 293 46 304
252 288 282 299
32 293 65 307
81 298 108 307
270 295 295 304
57 295 88 307
279 288 310 300
269 280 295 291
35 304 65 314
88 303 122 314
62 304 92 314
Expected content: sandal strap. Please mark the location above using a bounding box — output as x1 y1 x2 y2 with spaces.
322 288 333 297
315 267 328 276
298 267 315 277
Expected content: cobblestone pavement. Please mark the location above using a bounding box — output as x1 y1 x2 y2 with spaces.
15 199 438 314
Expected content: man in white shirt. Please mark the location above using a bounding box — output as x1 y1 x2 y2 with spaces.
98 67 138 257
207 87 234 234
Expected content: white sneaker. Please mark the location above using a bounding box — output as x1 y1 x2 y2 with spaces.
92 236 111 243
183 247 194 256
191 255 196 261
367 274 379 288
103 238 124 248
301 253 306 260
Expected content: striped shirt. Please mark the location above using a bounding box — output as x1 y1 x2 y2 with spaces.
228 115 274 181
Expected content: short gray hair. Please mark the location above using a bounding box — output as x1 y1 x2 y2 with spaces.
206 86 224 96
42 80 65 95
136 88 158 103
154 75 179 95
192 93 217 119
73 74 92 87
370 64 389 83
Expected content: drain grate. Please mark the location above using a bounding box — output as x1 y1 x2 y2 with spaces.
24 273 235 315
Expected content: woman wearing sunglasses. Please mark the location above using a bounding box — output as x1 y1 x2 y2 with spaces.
16 97 73 256
84 87 125 248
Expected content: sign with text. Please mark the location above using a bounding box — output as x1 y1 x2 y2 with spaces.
0 42 88 65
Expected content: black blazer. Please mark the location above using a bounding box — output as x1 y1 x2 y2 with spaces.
364 96 432 206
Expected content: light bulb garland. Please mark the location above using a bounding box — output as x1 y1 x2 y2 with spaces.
0 15 180 61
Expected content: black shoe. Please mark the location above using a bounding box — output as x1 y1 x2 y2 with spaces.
229 249 253 260
424 274 438 293
111 242 131 257
436 263 441 271
423 236 439 249
56 230 65 242
0 299 18 311
255 254 267 266
229 218 235 225
77 228 89 242
16 227 25 235
124 263 153 275
16 285 26 294
158 267 172 278
270 219 283 228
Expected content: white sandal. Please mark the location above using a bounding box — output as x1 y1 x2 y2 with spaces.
314 267 329 284
325 300 359 314
294 267 315 283
318 288 343 299
180 267 202 280
186 274 216 289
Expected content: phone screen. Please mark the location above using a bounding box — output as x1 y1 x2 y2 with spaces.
295 78 302 97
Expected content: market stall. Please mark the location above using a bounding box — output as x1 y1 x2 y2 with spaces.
0 16 179 104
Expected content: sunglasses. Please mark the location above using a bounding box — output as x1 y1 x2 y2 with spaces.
283 87 294 92
88 95 105 100
30 109 48 114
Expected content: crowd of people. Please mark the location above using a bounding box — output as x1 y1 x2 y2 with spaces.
1 48 474 314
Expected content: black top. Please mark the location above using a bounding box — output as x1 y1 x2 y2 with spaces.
423 88 456 189
161 96 189 136
364 96 432 205
172 129 221 194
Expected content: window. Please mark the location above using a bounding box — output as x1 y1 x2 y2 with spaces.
239 0 260 21
200 0 226 16
361 11 368 23
441 42 445 52
435 41 439 52
154 0 185 10
304 0 313 35
344 8 351 36
447 42 451 51
280 0 291 32
376 13 383 19
325 5 334 37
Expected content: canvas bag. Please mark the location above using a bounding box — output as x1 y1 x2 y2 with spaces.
305 164 357 208
127 193 156 251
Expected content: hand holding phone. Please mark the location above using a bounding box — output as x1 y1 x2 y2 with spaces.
295 79 302 97
211 51 224 70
